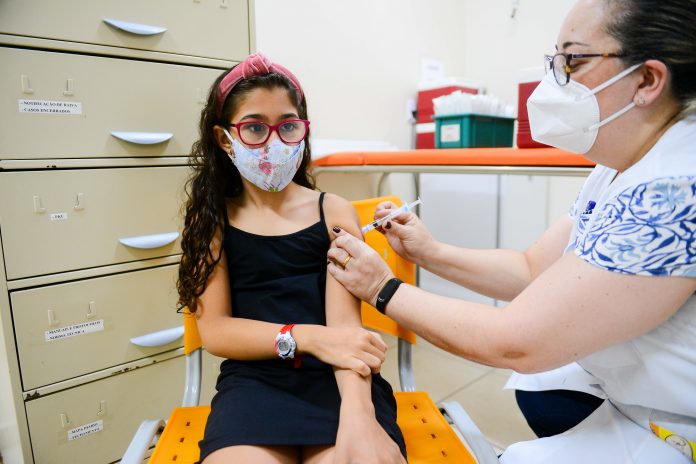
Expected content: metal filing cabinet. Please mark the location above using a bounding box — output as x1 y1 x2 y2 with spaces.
0 2 251 462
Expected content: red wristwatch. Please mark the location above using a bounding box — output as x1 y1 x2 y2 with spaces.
274 324 303 368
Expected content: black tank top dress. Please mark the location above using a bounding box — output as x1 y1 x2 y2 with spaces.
197 193 406 461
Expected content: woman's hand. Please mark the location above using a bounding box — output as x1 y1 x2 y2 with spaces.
294 325 387 376
334 403 406 464
374 200 436 267
327 228 394 306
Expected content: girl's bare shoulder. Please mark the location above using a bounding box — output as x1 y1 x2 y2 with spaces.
321 192 361 235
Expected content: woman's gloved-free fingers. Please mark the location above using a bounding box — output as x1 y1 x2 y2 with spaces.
373 201 414 233
380 211 436 266
328 227 394 305
327 246 351 267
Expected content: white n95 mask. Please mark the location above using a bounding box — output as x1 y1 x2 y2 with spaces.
224 129 304 192
527 63 642 154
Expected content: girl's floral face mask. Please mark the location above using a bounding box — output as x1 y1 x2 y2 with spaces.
224 129 304 192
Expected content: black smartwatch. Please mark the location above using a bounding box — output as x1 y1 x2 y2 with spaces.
375 278 403 314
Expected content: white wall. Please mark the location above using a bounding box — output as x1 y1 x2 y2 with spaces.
254 0 469 150
255 1 578 150
461 0 577 106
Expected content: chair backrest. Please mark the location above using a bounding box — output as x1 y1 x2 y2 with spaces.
182 195 418 354
352 196 417 344
183 308 201 355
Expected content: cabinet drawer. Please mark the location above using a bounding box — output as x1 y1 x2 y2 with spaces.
25 354 184 464
0 0 249 62
0 47 222 159
0 166 188 280
12 265 181 390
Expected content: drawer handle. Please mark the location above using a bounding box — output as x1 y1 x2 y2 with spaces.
119 232 179 249
110 131 173 145
103 18 167 36
130 326 184 347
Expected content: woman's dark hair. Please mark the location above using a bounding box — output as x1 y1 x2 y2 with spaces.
604 0 696 117
177 66 315 312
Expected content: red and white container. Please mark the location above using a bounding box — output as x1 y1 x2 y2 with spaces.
516 66 548 148
416 80 482 149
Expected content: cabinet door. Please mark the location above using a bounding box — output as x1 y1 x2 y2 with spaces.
498 175 548 251
12 265 182 390
0 0 249 62
0 47 222 159
418 173 498 305
0 166 188 280
25 355 184 464
546 176 587 225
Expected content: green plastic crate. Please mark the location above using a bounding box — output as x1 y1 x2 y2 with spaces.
433 113 515 148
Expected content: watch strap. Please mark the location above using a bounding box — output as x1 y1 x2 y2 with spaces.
375 278 403 314
279 323 295 334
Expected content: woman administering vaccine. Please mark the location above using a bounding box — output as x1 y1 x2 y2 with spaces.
328 0 696 461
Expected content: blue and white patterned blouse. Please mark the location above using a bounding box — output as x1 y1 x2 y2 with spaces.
504 117 696 464
564 116 696 420
567 116 696 279
572 176 696 276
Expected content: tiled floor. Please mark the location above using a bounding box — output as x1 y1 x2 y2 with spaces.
380 334 537 452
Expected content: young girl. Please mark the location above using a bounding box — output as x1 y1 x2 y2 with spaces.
177 53 406 464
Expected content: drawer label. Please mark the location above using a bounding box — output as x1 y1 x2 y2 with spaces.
45 319 104 342
67 420 103 441
18 99 82 115
50 212 68 221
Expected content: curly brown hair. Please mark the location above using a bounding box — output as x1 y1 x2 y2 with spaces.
177 65 315 312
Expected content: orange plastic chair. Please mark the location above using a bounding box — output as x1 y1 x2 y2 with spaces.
123 196 498 464
353 197 498 464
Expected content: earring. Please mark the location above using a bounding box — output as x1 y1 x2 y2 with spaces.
637 96 646 106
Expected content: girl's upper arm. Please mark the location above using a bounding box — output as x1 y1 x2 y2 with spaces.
323 193 363 239
323 193 363 326
193 228 234 344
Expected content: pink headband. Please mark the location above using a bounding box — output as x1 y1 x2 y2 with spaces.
215 52 304 118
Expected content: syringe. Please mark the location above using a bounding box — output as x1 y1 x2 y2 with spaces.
361 198 422 234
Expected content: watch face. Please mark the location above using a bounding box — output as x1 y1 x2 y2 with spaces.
277 339 291 355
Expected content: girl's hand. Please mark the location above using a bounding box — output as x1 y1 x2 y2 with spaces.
295 325 387 376
334 403 406 464
327 229 394 307
374 200 436 267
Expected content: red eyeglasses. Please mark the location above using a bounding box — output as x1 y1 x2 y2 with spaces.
227 119 310 146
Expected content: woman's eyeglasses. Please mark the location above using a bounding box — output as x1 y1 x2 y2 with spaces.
227 119 310 146
544 52 625 86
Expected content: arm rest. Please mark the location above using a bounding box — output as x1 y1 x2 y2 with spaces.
440 400 500 464
121 419 166 464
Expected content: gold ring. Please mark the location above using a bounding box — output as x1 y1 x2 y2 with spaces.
341 255 352 268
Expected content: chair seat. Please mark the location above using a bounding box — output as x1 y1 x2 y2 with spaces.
150 406 210 463
395 392 477 463
149 395 476 464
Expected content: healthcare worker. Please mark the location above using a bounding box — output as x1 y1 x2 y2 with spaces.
327 0 696 461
